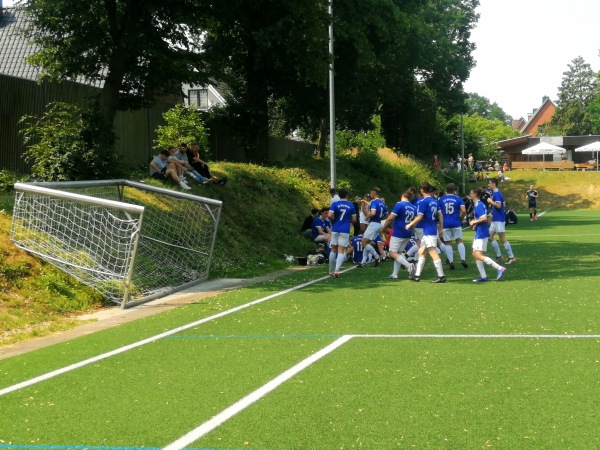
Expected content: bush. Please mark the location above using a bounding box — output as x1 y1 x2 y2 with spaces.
155 105 210 153
336 115 387 154
20 101 118 181
0 170 26 192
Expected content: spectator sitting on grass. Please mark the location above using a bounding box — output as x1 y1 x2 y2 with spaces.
173 144 211 185
187 142 228 186
149 150 191 190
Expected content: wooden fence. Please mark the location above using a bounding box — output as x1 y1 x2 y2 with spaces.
1 74 315 174
0 74 172 173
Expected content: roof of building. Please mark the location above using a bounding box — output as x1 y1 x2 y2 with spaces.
0 8 102 87
520 97 556 134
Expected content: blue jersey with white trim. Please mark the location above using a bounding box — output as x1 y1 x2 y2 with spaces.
352 235 364 263
329 200 355 233
491 189 506 222
473 200 490 239
417 196 439 236
391 201 417 239
438 195 464 229
368 198 387 223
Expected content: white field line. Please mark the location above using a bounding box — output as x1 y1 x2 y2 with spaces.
162 331 600 449
162 335 354 450
0 267 356 398
537 210 548 217
352 334 600 339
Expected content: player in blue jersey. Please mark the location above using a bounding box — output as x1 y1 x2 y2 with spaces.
405 186 422 261
328 188 356 277
470 188 506 282
311 208 331 244
351 234 366 264
359 187 388 267
486 178 516 264
382 192 417 280
405 182 446 283
438 183 468 270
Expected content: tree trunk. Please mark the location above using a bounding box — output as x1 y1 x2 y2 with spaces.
242 23 269 164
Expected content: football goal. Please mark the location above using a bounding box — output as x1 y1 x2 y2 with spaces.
11 180 222 308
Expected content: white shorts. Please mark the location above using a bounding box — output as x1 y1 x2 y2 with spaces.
389 236 411 253
414 228 424 241
331 232 350 248
420 235 438 249
359 212 368 225
443 227 463 242
314 234 329 243
489 221 506 233
364 222 382 240
473 238 488 252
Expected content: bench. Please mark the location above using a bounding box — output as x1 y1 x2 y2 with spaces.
575 163 600 171
511 161 573 171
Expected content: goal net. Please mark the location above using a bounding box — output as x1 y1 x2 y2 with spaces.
11 180 222 308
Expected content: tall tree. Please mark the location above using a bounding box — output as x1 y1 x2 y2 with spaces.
465 93 512 125
548 56 598 135
23 0 208 123
201 0 329 162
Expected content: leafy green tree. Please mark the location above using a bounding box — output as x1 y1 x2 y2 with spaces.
20 102 118 181
465 93 512 125
200 0 479 161
336 115 387 154
155 105 210 154
23 0 208 123
437 113 520 161
548 56 597 135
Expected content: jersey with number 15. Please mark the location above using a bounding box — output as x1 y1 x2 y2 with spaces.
438 194 464 229
330 200 355 233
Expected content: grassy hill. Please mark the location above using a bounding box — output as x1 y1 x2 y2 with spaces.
0 149 434 344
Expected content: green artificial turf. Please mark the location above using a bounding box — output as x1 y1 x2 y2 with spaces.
1 210 599 449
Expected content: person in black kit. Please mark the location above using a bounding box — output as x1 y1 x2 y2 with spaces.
525 184 539 221
186 142 228 186
301 208 319 238
480 185 493 215
463 194 474 225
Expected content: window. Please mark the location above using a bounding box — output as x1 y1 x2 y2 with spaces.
188 89 209 109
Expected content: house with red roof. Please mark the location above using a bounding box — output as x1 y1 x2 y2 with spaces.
513 96 556 136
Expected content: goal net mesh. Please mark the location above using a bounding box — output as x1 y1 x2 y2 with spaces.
11 180 222 307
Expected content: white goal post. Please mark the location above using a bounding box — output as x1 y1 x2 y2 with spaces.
11 180 222 308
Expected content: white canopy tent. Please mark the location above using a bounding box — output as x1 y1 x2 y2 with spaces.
522 142 566 163
574 141 600 170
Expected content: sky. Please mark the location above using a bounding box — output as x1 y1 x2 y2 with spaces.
464 0 600 119
3 0 599 120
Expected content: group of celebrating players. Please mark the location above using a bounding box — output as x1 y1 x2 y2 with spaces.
325 179 518 283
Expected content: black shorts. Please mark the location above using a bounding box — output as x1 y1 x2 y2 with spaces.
151 171 166 180
528 201 537 209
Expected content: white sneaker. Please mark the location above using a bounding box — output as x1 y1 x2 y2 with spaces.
179 181 192 190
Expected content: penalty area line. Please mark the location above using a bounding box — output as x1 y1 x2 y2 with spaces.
162 335 354 450
0 267 356 398
351 334 600 339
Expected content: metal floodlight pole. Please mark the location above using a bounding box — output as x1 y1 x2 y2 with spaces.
461 114 465 194
329 0 336 189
